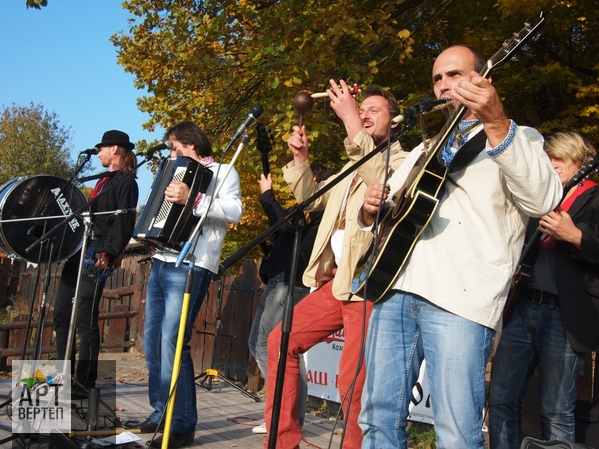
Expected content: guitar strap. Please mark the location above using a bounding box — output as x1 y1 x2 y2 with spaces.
447 130 488 173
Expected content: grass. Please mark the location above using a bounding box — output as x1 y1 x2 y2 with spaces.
407 422 437 449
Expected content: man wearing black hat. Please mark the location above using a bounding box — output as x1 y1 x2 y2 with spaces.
53 130 139 398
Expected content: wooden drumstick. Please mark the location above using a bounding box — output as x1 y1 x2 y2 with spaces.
293 91 314 128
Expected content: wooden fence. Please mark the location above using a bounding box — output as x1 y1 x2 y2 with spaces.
0 243 264 391
1 244 597 409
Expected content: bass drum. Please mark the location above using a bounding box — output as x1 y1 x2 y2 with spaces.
0 175 88 263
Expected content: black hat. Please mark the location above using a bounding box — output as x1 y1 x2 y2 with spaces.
95 130 135 151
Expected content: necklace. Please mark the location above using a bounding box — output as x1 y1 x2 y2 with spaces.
454 120 480 148
441 119 481 167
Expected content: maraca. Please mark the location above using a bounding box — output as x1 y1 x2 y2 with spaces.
293 91 314 128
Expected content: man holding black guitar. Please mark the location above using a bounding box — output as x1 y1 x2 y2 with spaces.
248 161 332 434
489 132 599 448
262 84 409 449
356 44 562 448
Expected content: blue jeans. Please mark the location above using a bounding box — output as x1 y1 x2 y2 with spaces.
144 259 212 434
247 272 309 424
488 298 586 449
359 291 494 449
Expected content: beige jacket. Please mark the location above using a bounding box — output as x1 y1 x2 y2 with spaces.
283 129 407 301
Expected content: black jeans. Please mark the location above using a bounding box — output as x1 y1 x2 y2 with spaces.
53 252 104 388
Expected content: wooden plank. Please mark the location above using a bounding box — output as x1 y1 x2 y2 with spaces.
0 256 11 305
104 305 130 353
129 260 150 353
0 341 135 357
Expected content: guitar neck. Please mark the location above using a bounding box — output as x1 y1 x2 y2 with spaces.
261 153 270 176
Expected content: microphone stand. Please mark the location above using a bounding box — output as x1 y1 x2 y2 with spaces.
20 149 157 430
160 257 195 449
26 177 86 365
77 172 112 183
220 128 408 449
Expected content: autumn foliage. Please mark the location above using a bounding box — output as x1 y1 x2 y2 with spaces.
110 0 598 267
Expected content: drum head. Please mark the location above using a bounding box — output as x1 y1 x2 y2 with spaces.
0 175 88 263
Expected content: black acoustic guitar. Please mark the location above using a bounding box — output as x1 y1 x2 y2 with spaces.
351 13 546 302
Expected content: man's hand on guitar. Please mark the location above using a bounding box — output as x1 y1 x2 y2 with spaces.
453 71 511 146
539 210 583 249
361 183 390 226
259 173 273 194
95 251 111 269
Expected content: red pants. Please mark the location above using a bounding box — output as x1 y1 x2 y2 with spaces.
263 281 373 449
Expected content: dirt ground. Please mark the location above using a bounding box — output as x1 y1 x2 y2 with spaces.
98 350 149 383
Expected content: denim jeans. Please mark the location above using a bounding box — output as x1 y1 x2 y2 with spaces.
488 298 586 449
144 259 212 434
247 272 310 424
359 291 494 449
54 253 104 388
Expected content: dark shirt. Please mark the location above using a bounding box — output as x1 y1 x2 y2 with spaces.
90 171 139 259
258 189 322 286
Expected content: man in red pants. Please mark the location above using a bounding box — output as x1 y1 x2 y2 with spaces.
263 81 408 449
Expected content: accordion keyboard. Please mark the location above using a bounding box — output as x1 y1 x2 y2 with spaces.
153 166 186 229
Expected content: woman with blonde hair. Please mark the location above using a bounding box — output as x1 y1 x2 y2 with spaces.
489 131 599 448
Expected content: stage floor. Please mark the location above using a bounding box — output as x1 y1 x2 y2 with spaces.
0 368 343 449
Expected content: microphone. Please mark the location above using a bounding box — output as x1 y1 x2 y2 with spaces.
115 205 145 215
147 140 173 155
391 97 445 124
391 97 451 124
231 104 264 142
391 97 434 124
80 147 99 155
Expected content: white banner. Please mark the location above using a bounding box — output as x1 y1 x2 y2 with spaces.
304 329 343 402
305 332 434 425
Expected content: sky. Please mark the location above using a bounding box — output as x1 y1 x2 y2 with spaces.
1 1 160 205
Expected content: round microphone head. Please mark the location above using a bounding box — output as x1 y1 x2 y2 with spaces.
250 103 264 119
164 140 173 149
418 97 435 113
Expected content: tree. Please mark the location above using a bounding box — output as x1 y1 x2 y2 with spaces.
399 0 599 142
0 102 78 185
112 0 599 266
113 0 438 263
26 0 48 9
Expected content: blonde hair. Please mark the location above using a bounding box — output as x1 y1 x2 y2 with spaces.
544 132 596 167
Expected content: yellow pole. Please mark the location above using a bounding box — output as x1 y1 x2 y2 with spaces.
161 263 194 449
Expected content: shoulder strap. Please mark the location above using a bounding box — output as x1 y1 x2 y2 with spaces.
448 130 487 173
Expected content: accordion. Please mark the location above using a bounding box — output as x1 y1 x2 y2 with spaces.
134 156 213 251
